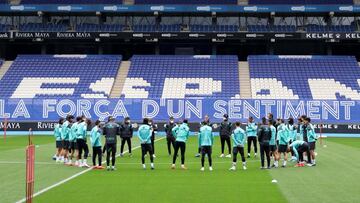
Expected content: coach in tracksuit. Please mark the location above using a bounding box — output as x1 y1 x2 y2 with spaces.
199 123 214 171
257 117 271 169
120 117 133 157
103 116 120 171
219 114 232 158
164 117 176 156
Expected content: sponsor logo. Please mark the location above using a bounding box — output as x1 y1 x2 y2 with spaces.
150 6 164 11
0 122 20 129
339 6 353 12
57 6 71 11
103 6 117 11
244 6 258 12
197 6 211 11
291 6 305 11
10 5 25 11
37 122 57 129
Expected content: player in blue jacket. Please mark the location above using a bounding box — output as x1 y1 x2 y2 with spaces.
138 118 154 170
276 119 289 168
229 122 247 171
54 118 64 162
198 123 214 171
246 117 258 158
172 119 190 170
90 120 104 169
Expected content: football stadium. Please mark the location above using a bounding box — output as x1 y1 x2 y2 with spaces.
0 0 360 203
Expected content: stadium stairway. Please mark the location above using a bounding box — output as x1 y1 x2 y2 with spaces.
0 61 13 81
110 61 131 98
238 0 248 5
238 61 251 99
123 0 135 5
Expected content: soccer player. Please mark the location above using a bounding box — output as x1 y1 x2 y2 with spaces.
219 114 232 158
299 115 308 142
67 117 80 166
269 121 277 166
196 115 211 157
229 122 247 171
77 117 90 168
149 119 158 158
164 117 176 156
61 115 74 164
275 119 289 168
172 119 190 170
198 122 214 171
90 120 104 169
120 117 133 157
103 116 120 171
287 118 297 160
246 117 258 158
138 118 155 170
304 117 318 165
54 118 64 162
257 117 271 169
288 140 312 166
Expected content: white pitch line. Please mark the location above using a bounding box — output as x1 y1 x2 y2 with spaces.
15 137 166 203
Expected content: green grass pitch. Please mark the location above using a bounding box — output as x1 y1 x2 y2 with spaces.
0 135 359 203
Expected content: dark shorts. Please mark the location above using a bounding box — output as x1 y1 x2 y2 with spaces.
141 143 153 154
278 144 288 153
233 146 244 154
270 145 277 152
62 140 70 149
201 146 212 154
56 140 62 148
70 141 77 150
309 142 316 150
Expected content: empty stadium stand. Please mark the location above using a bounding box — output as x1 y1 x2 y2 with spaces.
306 25 356 33
0 24 10 32
248 55 360 100
76 24 124 32
0 55 122 98
19 23 67 32
135 0 238 4
2 55 360 100
247 25 296 32
123 55 239 99
248 0 353 4
20 0 123 4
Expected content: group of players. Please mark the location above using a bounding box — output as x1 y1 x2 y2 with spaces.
53 113 318 171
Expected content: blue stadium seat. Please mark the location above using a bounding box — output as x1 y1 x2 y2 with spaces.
20 23 67 32
249 0 353 4
0 24 10 32
135 0 237 5
76 24 123 32
248 25 297 32
20 0 122 4
0 55 122 98
125 55 240 99
248 55 360 100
